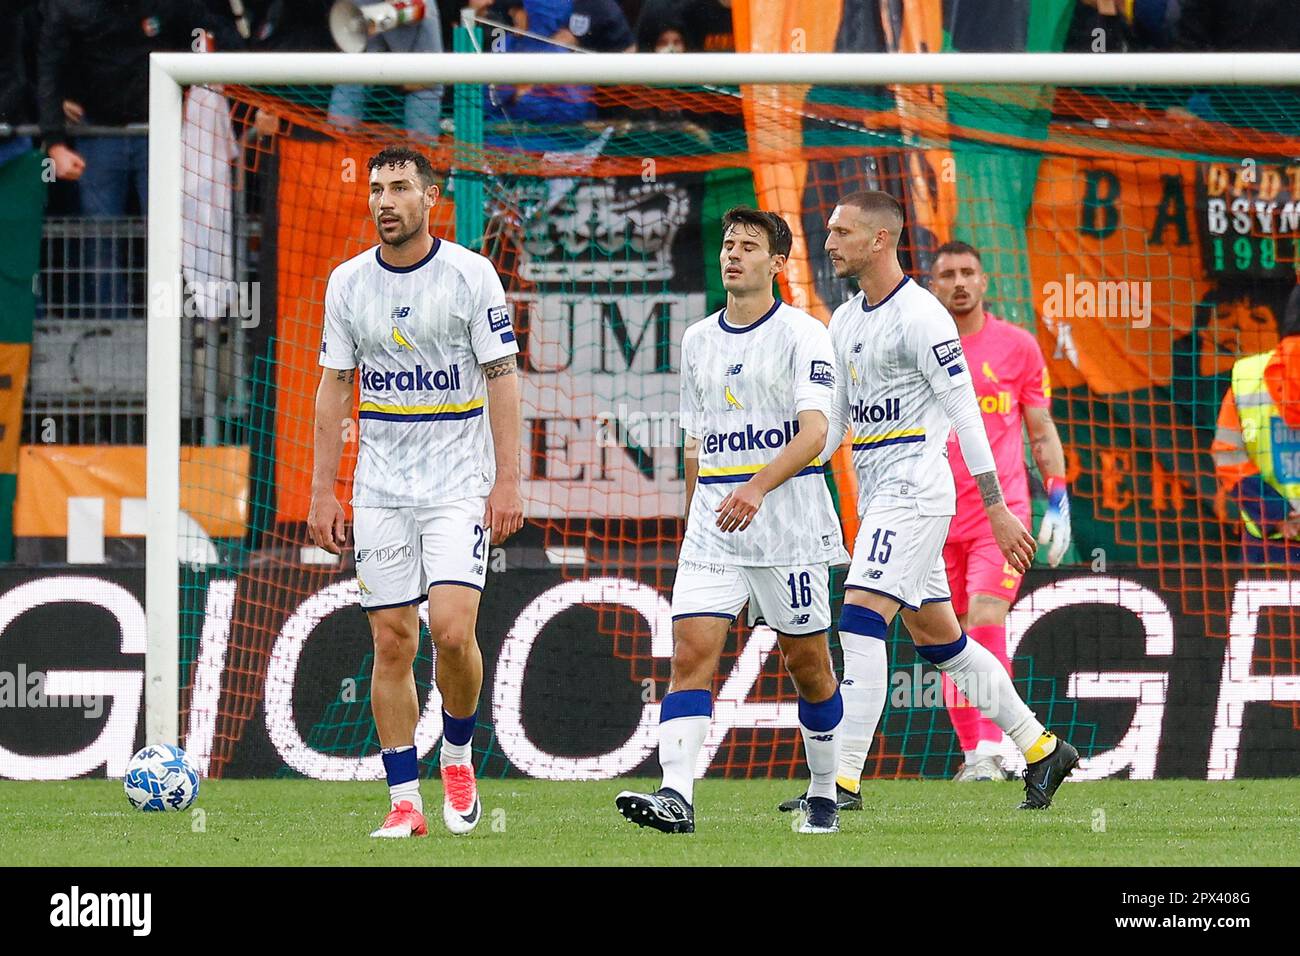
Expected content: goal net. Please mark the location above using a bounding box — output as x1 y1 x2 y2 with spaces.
150 49 1300 783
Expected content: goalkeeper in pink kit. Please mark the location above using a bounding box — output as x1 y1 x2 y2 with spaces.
930 241 1072 782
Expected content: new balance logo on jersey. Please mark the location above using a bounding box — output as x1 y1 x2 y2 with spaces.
392 306 411 320
851 398 901 424
851 342 864 353
726 364 743 375
702 420 800 455
361 363 462 393
809 360 834 387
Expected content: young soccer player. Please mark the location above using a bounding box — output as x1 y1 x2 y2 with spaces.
309 146 524 837
780 191 1078 812
616 207 850 834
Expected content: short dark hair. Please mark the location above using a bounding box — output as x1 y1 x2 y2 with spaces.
721 206 793 258
367 146 437 189
837 190 905 229
933 240 983 266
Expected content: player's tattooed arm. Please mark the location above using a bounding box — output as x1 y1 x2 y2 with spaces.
334 368 355 384
976 468 1037 573
1024 405 1067 482
482 356 517 380
975 470 1004 507
483 354 524 544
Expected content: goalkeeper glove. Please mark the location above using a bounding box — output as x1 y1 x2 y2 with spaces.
1038 476 1072 567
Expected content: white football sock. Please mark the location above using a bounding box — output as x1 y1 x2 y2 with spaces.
933 638 1044 751
389 779 422 814
440 739 472 768
837 632 888 785
800 706 842 801
659 715 709 804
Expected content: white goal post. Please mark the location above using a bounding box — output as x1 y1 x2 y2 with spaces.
144 50 1300 745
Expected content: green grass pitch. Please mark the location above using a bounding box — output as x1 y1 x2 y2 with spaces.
3 778 1298 866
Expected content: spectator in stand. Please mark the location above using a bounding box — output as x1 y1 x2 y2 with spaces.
635 0 733 53
480 0 596 127
0 0 39 168
327 4 445 139
39 0 238 318
560 0 636 52
201 1 333 138
205 0 334 51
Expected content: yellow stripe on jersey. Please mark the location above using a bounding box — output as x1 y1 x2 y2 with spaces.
699 456 824 478
697 458 824 484
358 398 485 422
851 428 926 449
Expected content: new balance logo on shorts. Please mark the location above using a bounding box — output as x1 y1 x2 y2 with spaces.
790 614 810 626
809 734 835 742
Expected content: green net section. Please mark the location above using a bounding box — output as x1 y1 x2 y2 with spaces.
173 74 1298 781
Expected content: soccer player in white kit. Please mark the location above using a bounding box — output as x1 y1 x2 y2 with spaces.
783 191 1078 811
616 207 850 835
309 147 524 837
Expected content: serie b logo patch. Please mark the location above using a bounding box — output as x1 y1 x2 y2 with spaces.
809 360 834 387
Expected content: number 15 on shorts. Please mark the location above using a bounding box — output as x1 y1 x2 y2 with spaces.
865 528 894 564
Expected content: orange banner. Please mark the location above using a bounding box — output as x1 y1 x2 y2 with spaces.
1027 156 1214 396
14 446 249 537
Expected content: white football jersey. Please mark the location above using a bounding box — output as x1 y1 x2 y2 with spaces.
679 301 849 567
319 239 519 508
828 276 973 517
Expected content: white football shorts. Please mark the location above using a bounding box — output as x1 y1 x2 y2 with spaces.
844 499 951 611
671 559 831 636
352 497 489 610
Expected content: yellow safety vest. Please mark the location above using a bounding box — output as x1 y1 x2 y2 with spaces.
1232 350 1300 539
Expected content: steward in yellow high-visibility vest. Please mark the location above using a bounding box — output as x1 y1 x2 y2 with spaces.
1211 286 1300 564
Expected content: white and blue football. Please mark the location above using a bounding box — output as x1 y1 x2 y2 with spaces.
123 744 200 812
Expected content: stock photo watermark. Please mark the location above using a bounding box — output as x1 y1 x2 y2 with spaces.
0 665 103 719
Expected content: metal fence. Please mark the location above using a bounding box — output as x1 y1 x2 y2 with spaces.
26 212 258 446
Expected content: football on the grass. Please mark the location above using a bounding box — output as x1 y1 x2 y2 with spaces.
123 744 200 812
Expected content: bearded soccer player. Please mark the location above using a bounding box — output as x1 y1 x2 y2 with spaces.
616 207 850 835
780 191 1078 812
309 147 524 838
929 240 1071 782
